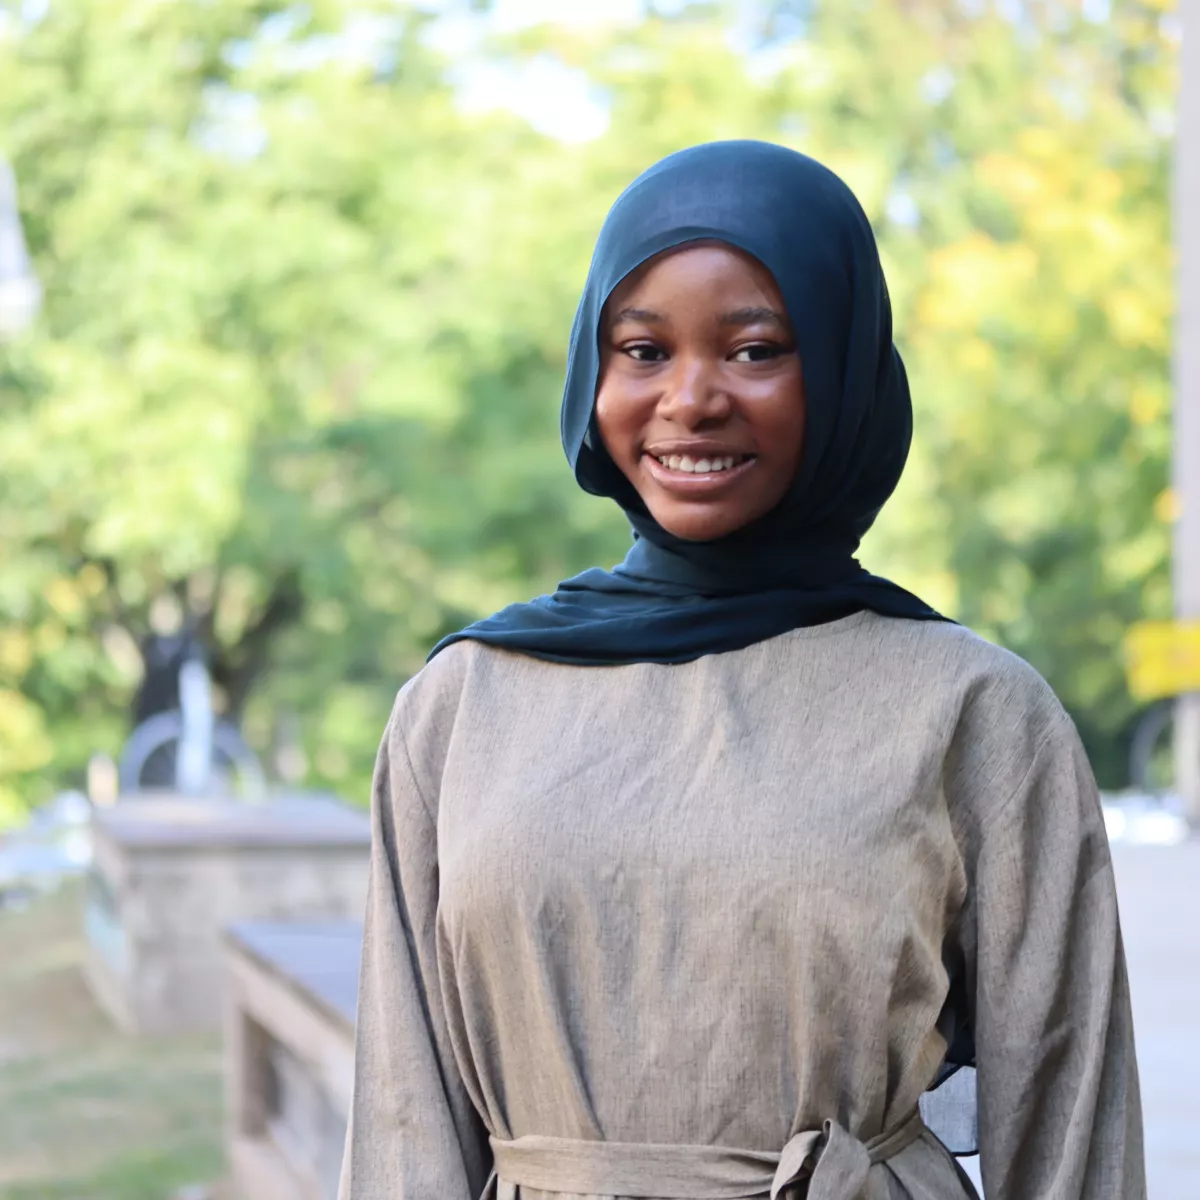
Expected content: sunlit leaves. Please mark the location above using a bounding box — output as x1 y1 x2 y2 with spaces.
0 0 1178 819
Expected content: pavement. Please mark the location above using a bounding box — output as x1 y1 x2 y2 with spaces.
1112 840 1200 1199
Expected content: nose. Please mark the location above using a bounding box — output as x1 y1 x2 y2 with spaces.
656 355 732 426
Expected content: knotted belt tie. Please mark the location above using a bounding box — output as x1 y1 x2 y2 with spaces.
485 1108 925 1199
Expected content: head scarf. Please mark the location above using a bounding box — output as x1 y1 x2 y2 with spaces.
431 140 948 666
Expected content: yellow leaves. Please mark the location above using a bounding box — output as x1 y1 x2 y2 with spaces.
1015 126 1060 161
0 631 33 680
0 689 53 777
1129 381 1168 427
78 563 107 598
43 577 84 623
916 233 1037 334
978 143 1140 263
1154 487 1183 524
994 131 1120 209
958 338 998 377
1105 288 1169 350
1083 210 1128 260
0 569 104 678
978 153 1043 205
937 127 1170 381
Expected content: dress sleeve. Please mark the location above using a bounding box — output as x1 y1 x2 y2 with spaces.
970 709 1145 1199
338 706 492 1200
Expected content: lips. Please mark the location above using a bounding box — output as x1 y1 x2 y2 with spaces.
641 450 756 493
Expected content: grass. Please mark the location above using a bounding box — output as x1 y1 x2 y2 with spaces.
0 883 226 1200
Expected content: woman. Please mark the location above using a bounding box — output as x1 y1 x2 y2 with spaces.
339 141 1144 1200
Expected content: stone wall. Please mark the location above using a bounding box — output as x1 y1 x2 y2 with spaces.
224 922 361 1200
84 795 369 1036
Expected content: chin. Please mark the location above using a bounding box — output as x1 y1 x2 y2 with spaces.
651 507 747 543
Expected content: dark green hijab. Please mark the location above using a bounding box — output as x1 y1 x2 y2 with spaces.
432 140 947 665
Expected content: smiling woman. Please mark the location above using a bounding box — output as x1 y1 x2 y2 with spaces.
425 141 944 664
339 142 1145 1200
595 242 806 542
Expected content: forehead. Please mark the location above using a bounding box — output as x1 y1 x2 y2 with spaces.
606 241 786 315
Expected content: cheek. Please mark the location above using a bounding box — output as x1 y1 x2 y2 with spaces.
757 380 806 466
592 387 619 450
593 378 642 459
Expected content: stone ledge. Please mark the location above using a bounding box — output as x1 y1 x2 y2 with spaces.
224 920 362 1200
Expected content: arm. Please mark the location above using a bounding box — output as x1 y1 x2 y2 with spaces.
339 702 491 1200
971 710 1145 1199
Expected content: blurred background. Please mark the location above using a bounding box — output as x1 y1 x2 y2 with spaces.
0 0 1195 1198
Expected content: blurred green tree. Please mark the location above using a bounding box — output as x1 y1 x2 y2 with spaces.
0 0 1176 821
0 0 544 817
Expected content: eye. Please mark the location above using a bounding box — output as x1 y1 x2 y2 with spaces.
622 342 668 363
730 342 789 364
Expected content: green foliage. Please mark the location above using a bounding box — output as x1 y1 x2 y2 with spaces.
0 0 1177 818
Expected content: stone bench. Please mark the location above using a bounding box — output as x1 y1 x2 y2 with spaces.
85 793 369 1035
224 920 362 1200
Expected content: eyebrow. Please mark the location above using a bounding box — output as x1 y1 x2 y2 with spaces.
609 305 790 328
719 306 790 330
611 307 664 325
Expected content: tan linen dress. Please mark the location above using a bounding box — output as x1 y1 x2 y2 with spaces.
338 612 1144 1200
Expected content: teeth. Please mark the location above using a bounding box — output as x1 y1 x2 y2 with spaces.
654 454 743 473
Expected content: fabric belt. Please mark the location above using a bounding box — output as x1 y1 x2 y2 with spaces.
484 1108 926 1199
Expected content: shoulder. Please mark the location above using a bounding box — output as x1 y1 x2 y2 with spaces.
861 613 1064 720
394 637 537 718
390 640 480 747
854 614 1082 828
386 639 525 796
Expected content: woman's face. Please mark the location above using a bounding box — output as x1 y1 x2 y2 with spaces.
595 242 806 543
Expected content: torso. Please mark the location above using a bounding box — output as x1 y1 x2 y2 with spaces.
398 611 1059 1197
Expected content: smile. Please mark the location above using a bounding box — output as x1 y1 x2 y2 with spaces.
642 452 756 491
652 453 748 473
